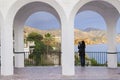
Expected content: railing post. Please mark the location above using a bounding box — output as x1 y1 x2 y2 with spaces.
107 52 117 68
14 52 25 68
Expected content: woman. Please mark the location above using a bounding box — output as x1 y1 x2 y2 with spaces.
78 40 86 67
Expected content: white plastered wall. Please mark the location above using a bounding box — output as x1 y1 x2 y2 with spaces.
0 11 2 58
0 11 3 75
0 0 120 76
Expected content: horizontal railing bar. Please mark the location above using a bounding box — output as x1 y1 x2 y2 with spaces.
14 52 25 54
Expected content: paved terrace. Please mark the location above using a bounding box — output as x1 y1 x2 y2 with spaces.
0 66 120 80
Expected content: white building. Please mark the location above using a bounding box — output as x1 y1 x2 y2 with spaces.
0 0 120 76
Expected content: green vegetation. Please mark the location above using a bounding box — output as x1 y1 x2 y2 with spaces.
25 32 61 66
27 32 46 66
27 32 43 42
90 58 106 66
118 63 120 66
75 54 80 65
74 53 106 66
43 33 55 55
90 58 97 66
74 53 90 66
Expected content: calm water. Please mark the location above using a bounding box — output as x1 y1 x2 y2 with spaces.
75 44 120 52
75 44 120 64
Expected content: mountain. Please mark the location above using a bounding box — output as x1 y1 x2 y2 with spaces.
74 27 107 45
24 26 120 45
24 26 61 43
83 27 102 32
83 27 107 39
24 26 93 42
24 26 61 37
74 28 93 39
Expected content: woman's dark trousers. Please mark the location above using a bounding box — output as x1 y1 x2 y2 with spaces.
80 55 85 66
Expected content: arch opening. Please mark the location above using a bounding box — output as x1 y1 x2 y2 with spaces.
13 2 62 67
72 0 120 68
23 11 61 66
74 10 107 66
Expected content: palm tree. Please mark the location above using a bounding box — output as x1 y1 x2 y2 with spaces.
43 33 54 54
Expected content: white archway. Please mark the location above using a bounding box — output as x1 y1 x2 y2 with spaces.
13 2 62 68
1 0 70 76
1 0 120 76
69 0 120 69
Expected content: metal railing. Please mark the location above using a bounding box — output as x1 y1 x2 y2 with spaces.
75 52 105 66
86 52 107 64
75 52 120 66
0 52 120 67
23 51 61 66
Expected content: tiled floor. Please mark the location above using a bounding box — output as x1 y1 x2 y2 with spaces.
0 66 120 80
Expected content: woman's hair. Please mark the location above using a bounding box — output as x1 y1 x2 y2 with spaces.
81 40 85 48
82 40 85 44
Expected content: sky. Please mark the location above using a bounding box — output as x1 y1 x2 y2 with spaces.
25 11 120 33
25 12 60 30
74 11 107 30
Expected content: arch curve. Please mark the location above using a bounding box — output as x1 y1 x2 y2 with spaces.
6 0 66 27
70 0 120 24
13 2 62 29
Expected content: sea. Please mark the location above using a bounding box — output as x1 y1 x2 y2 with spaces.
74 44 120 64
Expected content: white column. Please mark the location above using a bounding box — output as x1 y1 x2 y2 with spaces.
1 22 14 75
107 21 117 68
14 26 24 68
61 21 75 76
